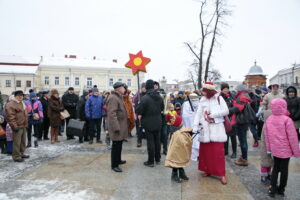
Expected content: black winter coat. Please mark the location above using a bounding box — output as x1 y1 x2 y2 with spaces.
136 89 164 132
285 86 300 121
76 96 87 121
62 93 79 118
249 92 260 113
40 97 49 119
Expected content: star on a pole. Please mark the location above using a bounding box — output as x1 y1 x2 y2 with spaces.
125 50 151 75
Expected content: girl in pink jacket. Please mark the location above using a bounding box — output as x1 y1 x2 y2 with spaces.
264 98 300 198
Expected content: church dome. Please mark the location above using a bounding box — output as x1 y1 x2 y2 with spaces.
247 61 265 75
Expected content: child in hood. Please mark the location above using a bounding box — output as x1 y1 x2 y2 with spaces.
165 114 192 183
264 98 300 198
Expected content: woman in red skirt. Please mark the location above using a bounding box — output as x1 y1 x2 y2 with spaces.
192 82 229 184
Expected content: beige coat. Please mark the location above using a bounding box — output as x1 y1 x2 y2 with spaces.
165 127 192 168
107 91 128 141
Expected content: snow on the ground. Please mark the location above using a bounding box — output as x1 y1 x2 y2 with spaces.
0 179 96 200
0 140 80 183
0 139 99 200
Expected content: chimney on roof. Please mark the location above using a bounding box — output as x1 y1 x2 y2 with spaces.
65 55 68 58
113 59 118 63
93 56 96 60
69 55 76 59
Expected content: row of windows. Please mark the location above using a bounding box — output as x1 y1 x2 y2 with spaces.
44 76 132 88
5 80 31 88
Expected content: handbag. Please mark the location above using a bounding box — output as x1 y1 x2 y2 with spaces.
224 116 232 133
60 110 70 120
236 103 256 125
217 96 233 133
33 113 40 120
66 119 85 137
0 125 6 139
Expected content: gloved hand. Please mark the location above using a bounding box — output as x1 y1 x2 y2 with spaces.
13 128 20 133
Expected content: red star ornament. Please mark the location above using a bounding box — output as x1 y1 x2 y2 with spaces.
125 50 151 75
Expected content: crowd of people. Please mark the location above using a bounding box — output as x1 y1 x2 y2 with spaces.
0 79 300 198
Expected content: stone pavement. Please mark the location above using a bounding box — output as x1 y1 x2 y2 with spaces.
0 132 299 200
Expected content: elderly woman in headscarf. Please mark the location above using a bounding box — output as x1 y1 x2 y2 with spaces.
193 82 229 185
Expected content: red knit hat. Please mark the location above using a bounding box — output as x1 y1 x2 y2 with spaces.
165 114 182 127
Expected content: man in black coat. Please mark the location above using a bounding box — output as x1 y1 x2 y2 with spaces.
136 79 164 167
76 91 89 143
62 87 79 140
40 90 50 140
285 86 300 139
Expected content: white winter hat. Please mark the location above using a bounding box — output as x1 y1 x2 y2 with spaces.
202 82 216 90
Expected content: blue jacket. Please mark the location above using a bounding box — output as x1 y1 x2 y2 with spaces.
85 95 104 119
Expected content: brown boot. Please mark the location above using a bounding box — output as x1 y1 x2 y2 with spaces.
51 129 55 144
55 129 60 143
235 157 248 166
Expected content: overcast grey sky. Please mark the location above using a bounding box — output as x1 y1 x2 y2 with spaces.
0 0 299 82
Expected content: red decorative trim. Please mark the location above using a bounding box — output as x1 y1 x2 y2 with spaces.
0 63 39 66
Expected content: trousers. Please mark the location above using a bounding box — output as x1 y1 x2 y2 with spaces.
271 156 290 191
111 141 123 168
146 130 161 163
235 124 249 160
12 128 27 160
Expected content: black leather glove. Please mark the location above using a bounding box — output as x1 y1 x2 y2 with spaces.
13 128 20 133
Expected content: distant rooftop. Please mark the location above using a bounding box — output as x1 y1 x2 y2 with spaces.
0 65 38 74
39 56 122 69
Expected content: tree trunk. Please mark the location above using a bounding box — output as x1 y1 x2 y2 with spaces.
204 0 220 82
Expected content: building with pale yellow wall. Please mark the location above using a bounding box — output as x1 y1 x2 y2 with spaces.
38 56 144 94
0 55 145 95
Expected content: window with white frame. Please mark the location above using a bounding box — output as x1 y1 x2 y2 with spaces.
55 76 59 85
6 80 11 87
44 76 49 85
16 80 21 87
65 77 70 86
109 78 113 86
87 77 92 88
127 78 132 87
75 77 80 86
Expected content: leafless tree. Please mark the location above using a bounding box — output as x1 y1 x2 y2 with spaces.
187 60 199 90
208 68 222 82
185 0 231 89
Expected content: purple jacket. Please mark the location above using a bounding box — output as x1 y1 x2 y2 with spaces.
264 98 300 158
85 95 104 119
25 99 44 124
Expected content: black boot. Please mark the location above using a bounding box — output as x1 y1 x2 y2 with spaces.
268 186 276 198
171 170 182 183
137 139 142 148
231 152 237 159
26 142 32 148
277 187 285 196
163 147 167 155
34 141 38 148
179 168 189 181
